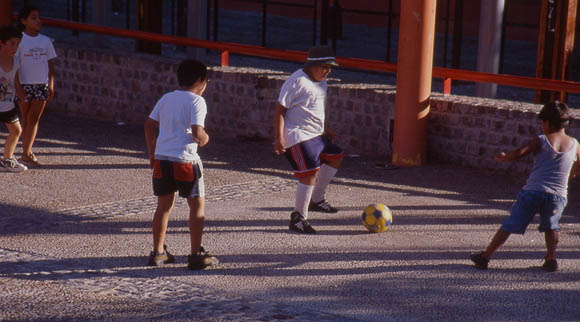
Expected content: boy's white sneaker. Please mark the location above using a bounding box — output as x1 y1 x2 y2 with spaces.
0 158 28 173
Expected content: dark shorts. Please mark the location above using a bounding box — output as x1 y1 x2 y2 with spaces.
0 107 20 124
284 135 343 178
152 159 205 198
20 84 49 101
501 190 567 234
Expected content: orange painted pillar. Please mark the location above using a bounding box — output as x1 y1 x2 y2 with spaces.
391 0 437 167
0 0 12 27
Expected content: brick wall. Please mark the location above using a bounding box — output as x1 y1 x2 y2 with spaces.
51 45 580 173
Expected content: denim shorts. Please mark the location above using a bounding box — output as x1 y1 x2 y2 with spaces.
501 190 567 234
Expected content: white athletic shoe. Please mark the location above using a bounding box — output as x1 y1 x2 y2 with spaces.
0 158 28 173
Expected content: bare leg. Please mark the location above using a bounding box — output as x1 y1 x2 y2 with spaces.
152 193 175 253
482 228 511 259
299 173 317 186
3 122 22 160
325 155 343 169
20 100 47 157
545 230 559 260
187 197 205 254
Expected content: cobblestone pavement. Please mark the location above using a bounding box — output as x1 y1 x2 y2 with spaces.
2 113 580 321
1 226 343 322
0 177 296 233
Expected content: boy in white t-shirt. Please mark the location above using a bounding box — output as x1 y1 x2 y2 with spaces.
15 5 57 167
274 46 344 234
144 60 218 270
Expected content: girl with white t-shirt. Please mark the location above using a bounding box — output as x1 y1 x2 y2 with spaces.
15 5 57 167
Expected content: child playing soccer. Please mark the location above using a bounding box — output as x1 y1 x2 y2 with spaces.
0 26 27 173
144 59 218 270
274 46 344 234
471 101 580 272
16 5 57 167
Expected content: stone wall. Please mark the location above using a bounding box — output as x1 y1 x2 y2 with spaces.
51 45 580 173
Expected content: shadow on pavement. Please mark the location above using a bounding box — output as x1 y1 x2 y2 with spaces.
4 249 580 280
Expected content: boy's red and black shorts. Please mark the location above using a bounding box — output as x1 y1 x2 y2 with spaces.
284 135 343 178
152 159 205 198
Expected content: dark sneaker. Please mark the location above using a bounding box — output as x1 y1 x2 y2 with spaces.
0 158 27 173
289 211 317 234
188 246 219 270
308 199 338 213
470 252 489 269
148 245 175 266
542 258 558 272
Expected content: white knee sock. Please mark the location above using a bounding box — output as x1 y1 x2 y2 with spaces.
311 164 338 203
295 182 314 219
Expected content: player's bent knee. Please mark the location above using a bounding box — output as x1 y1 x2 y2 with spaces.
298 173 317 185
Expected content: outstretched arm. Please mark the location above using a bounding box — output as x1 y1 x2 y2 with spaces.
191 125 209 147
274 102 286 155
144 118 159 168
494 137 541 162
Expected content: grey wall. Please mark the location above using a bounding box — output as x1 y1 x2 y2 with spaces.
51 45 580 173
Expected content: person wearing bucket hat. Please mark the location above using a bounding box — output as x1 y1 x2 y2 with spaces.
303 45 339 68
273 45 344 234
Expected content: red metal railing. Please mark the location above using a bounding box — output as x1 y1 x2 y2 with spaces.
38 17 580 96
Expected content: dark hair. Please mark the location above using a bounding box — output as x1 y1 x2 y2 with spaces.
18 5 40 31
0 26 22 43
177 59 208 87
538 100 571 129
19 5 40 21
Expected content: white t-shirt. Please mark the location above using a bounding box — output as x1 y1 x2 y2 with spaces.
0 56 19 112
278 69 327 148
16 32 57 84
149 90 207 162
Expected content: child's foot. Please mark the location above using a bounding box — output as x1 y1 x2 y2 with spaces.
188 246 219 270
20 153 40 167
308 199 338 213
542 258 558 272
0 158 28 173
148 245 175 266
289 211 317 234
470 251 489 269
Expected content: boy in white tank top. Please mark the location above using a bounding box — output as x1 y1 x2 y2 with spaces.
471 101 580 272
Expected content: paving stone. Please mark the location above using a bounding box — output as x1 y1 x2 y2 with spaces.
1 248 349 321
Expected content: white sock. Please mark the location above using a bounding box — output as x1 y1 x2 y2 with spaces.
311 164 338 203
295 182 314 219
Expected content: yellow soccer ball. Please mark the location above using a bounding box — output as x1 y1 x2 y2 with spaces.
362 203 393 233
